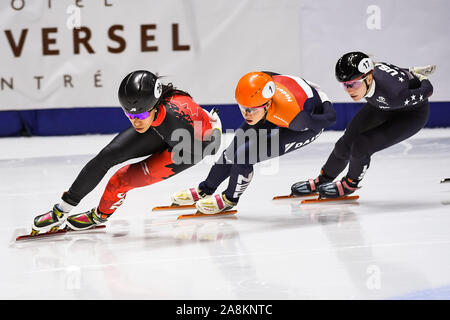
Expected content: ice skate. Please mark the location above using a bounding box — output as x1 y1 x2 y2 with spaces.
273 175 327 200
154 187 209 211
170 187 208 206
177 209 238 220
288 172 333 198
318 176 360 199
31 204 69 236
291 178 322 196
66 208 108 231
195 193 236 215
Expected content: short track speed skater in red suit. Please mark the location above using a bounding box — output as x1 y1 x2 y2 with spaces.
27 70 222 238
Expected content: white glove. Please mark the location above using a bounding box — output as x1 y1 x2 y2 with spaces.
207 108 222 134
411 71 428 81
409 65 436 77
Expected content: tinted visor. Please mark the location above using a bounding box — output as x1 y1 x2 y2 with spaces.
341 75 368 89
238 101 269 114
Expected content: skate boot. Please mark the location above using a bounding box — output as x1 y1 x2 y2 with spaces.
196 193 236 214
318 176 360 199
291 173 333 196
66 208 108 231
32 204 69 235
171 187 208 205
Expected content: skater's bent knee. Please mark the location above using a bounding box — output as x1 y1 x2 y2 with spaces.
107 165 131 187
350 136 374 159
333 138 351 160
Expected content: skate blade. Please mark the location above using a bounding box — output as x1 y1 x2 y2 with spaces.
301 195 359 204
177 210 238 220
152 204 196 211
16 225 106 241
272 193 318 200
17 228 67 241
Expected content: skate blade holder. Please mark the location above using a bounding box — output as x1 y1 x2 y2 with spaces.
272 193 318 200
152 204 196 211
177 210 238 220
16 225 106 241
301 195 359 204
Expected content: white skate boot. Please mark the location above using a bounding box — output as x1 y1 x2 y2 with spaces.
32 204 69 235
196 193 236 214
171 187 208 206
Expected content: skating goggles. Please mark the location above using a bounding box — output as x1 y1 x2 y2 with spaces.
238 101 269 114
125 111 151 120
124 107 156 120
341 75 368 89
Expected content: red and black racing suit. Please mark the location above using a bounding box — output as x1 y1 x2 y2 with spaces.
61 95 218 216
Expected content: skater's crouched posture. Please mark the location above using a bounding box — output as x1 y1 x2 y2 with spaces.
172 71 336 214
291 52 435 198
32 70 221 234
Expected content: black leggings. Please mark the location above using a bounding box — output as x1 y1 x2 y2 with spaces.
200 120 323 202
62 127 170 206
322 102 430 181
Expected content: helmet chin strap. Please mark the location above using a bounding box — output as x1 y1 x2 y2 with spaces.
362 71 375 97
265 100 273 113
153 105 159 118
363 77 372 97
262 101 271 119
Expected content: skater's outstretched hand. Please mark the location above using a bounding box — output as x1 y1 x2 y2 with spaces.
409 65 436 77
207 108 222 134
409 65 437 81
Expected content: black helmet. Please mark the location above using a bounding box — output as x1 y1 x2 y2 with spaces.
118 70 163 114
335 52 374 82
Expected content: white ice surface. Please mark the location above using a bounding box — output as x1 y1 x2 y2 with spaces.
1 129 450 300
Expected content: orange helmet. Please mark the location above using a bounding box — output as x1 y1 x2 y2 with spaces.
235 72 276 107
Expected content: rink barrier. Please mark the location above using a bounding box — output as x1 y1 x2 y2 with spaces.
1 102 449 136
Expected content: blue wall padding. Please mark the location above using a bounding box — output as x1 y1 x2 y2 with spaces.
0 111 23 136
0 102 449 137
425 102 450 128
19 107 131 136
